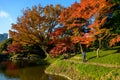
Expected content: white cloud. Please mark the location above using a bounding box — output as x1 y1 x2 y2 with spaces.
0 10 9 18
0 10 13 33
0 10 13 23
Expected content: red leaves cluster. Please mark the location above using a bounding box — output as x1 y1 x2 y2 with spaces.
50 37 73 57
7 43 22 53
50 27 65 37
50 43 67 57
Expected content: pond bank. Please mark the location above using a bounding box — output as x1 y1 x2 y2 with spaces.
45 59 120 80
45 70 72 80
45 60 82 80
0 60 68 80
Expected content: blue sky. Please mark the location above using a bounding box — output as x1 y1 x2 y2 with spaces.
0 0 80 34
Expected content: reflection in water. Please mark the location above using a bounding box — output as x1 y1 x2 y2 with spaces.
0 61 68 80
0 73 19 80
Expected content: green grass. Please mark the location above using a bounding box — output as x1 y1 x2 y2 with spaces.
44 55 64 64
45 60 81 79
70 47 120 65
88 49 120 64
45 60 120 80
45 46 120 80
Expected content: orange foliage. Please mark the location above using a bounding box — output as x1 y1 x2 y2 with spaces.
50 0 114 56
71 33 94 48
51 27 65 37
110 35 120 46
9 4 64 47
101 16 108 26
71 0 111 20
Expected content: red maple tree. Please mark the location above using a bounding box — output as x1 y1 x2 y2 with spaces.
49 0 115 57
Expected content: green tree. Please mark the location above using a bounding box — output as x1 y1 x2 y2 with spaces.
111 0 120 4
0 38 13 53
102 0 120 46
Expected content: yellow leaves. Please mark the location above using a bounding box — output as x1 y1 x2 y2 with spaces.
73 28 79 36
95 30 102 35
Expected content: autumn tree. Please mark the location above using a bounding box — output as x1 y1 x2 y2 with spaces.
50 0 116 59
9 4 64 57
72 0 115 57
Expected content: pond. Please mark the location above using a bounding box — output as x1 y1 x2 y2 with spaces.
0 61 68 80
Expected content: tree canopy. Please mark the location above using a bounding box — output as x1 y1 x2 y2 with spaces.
49 0 117 56
8 0 120 57
9 4 64 56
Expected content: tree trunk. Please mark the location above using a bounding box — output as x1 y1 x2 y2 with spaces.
41 46 50 58
96 48 99 58
80 44 84 54
96 39 101 58
80 44 86 62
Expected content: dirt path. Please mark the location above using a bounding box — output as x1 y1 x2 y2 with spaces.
65 60 120 68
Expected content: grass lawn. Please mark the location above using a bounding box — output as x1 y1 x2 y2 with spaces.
70 46 120 65
45 46 120 80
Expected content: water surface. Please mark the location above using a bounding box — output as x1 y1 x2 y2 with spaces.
0 61 68 80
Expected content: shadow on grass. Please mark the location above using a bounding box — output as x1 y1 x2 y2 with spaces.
86 56 96 61
101 47 120 58
104 46 120 51
115 49 120 53
87 52 120 61
60 53 77 60
87 48 120 61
